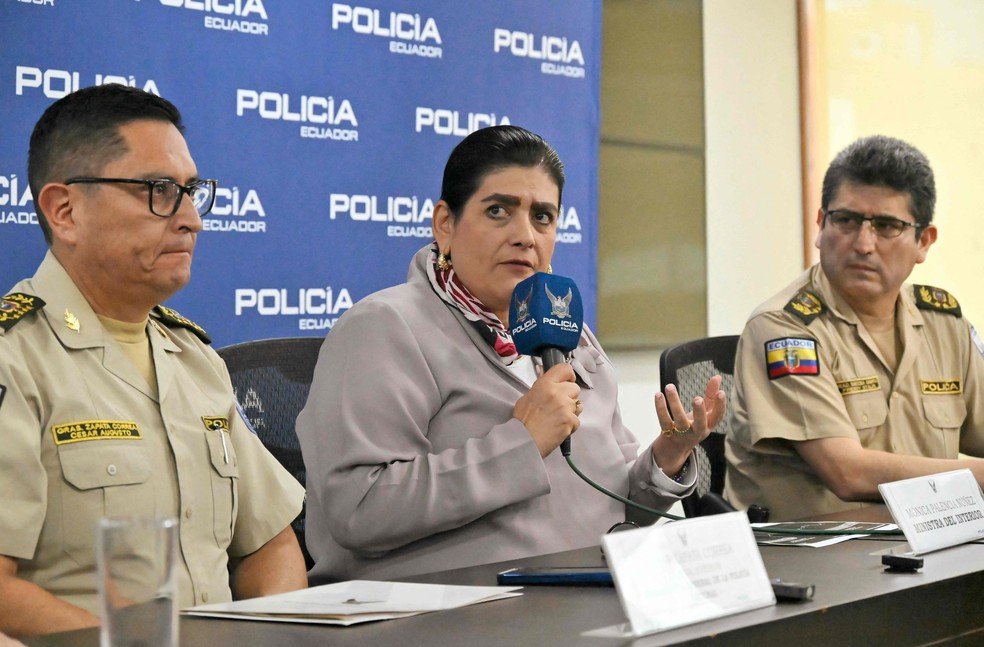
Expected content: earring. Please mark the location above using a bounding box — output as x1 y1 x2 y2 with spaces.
437 252 452 272
547 264 553 274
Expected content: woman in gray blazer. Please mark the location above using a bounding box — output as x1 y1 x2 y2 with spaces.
297 125 726 583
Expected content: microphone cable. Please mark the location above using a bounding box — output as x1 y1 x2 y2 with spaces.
564 454 904 537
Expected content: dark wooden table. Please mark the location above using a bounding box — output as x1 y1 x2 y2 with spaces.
25 506 984 646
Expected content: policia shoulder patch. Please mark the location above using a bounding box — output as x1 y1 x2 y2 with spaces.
914 285 962 318
0 292 45 332
153 305 211 344
783 289 825 325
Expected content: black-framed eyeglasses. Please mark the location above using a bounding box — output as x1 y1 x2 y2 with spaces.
65 177 218 218
823 209 920 239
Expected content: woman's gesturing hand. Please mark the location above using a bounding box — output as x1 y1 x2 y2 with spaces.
513 363 582 458
650 375 727 477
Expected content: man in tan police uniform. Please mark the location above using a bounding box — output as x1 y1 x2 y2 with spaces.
725 135 984 520
0 85 306 637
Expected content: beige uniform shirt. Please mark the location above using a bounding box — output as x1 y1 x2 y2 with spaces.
0 253 304 612
725 265 984 520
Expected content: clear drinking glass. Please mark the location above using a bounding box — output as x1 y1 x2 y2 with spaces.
96 516 179 647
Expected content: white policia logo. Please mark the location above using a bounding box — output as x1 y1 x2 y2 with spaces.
236 89 359 141
158 0 270 36
331 3 443 58
545 284 573 319
17 0 54 6
0 174 38 226
415 107 510 136
514 287 533 323
492 28 586 78
201 187 267 233
15 66 160 98
235 288 354 332
556 207 582 244
329 193 433 238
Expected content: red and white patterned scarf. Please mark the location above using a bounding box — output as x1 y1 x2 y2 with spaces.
426 245 518 364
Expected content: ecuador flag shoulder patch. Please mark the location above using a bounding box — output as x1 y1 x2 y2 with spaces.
765 337 819 380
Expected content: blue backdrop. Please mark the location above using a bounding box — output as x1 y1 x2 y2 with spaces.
1 0 600 346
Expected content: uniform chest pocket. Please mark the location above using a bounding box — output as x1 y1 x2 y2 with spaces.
922 395 966 429
57 444 153 566
842 391 888 436
922 396 966 455
204 429 240 547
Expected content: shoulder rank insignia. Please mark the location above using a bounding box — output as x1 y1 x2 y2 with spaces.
783 289 825 325
914 285 961 318
0 293 45 332
153 305 211 344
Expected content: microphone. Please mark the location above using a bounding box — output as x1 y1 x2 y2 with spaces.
509 272 584 456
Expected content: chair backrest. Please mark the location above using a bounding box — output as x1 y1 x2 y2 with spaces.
216 336 324 569
658 335 739 517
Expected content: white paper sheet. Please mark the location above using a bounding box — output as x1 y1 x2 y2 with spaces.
183 580 523 626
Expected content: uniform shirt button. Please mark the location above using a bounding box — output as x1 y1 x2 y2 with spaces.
107 464 118 476
892 392 899 399
202 592 209 603
185 508 193 520
862 414 869 423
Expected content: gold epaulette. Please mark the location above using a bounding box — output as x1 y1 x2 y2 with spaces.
914 285 962 318
153 305 211 344
784 289 825 325
0 293 45 332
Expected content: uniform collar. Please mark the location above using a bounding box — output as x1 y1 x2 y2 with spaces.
31 251 181 353
810 263 924 330
33 251 110 351
408 245 597 388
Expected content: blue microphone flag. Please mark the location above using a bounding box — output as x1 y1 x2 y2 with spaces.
509 273 583 356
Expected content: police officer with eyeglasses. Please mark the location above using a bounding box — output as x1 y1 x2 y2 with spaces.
0 84 306 637
725 134 984 520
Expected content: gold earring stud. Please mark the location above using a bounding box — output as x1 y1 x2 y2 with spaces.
437 252 452 272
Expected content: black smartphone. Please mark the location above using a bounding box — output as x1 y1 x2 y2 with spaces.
497 566 613 586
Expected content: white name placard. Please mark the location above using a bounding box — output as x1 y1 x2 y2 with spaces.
878 468 984 555
601 511 775 637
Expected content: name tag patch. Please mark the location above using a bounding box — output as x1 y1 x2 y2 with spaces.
837 376 880 396
52 420 142 445
765 338 819 379
921 380 962 395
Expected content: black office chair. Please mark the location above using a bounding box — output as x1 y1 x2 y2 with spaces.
216 336 324 570
659 335 740 518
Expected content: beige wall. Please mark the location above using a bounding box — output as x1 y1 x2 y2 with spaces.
599 0 707 349
609 0 804 448
703 0 804 337
598 0 804 350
